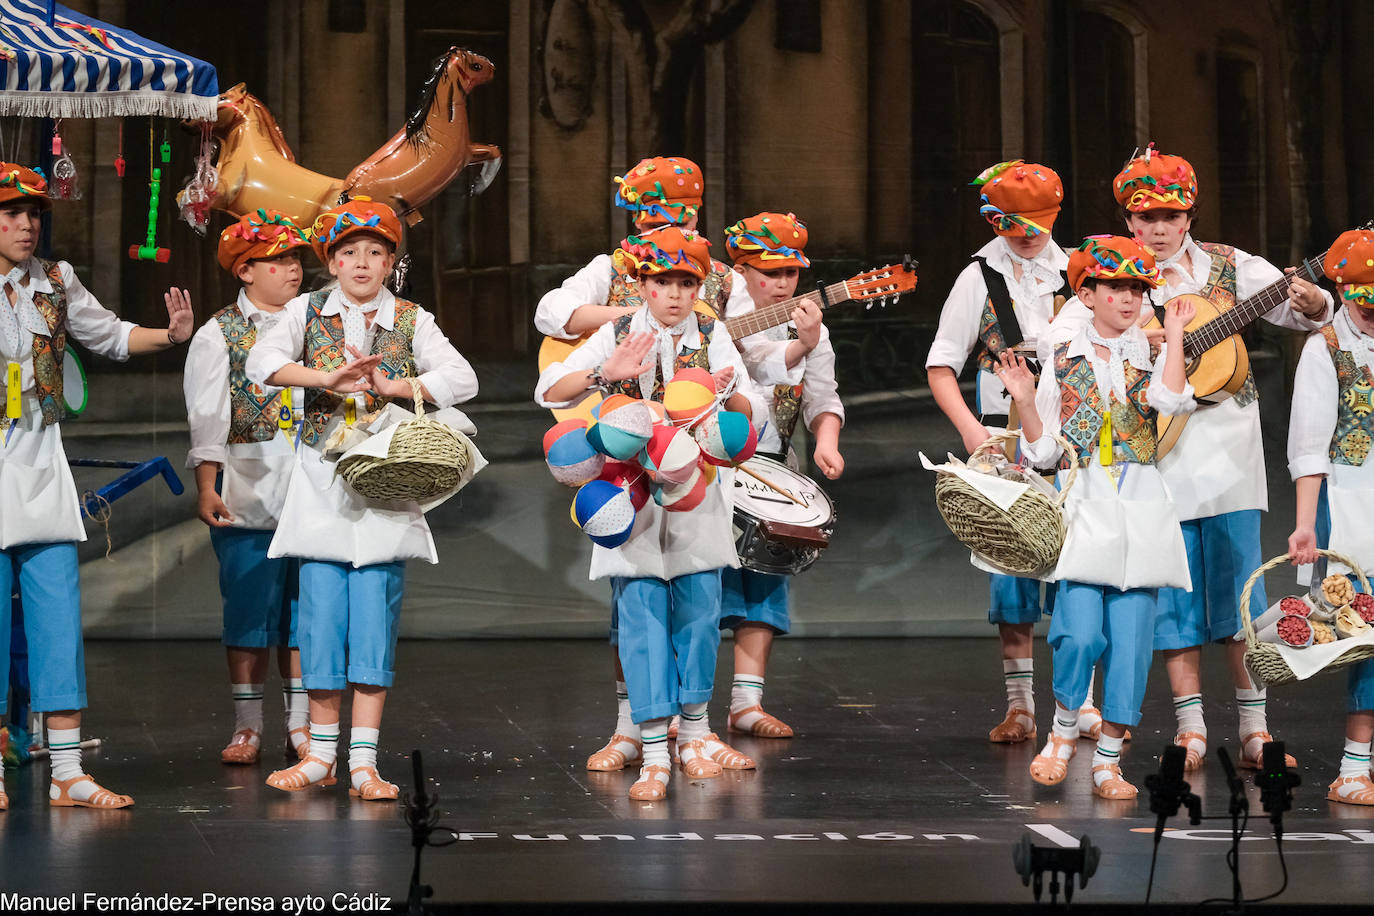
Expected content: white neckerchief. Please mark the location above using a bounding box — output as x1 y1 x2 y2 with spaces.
1001 242 1062 320
0 263 50 362
1150 234 1200 303
338 290 385 356
1339 308 1374 374
640 309 699 398
1086 325 1152 401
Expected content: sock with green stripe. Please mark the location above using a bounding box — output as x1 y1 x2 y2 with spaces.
348 727 381 790
729 674 770 731
48 727 85 783
283 678 309 749
677 702 710 744
1092 733 1126 786
1340 737 1372 779
291 720 339 784
1173 693 1206 738
638 717 672 791
232 683 264 741
1236 686 1268 738
1003 658 1034 716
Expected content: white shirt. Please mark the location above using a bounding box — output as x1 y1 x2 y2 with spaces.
1288 308 1369 481
925 236 1070 416
0 258 135 549
1048 236 1331 520
534 306 765 580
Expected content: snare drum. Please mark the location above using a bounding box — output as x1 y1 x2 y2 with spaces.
731 455 835 575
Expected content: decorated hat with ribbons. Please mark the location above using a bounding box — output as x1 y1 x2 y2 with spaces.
217 208 310 274
1113 143 1198 212
0 162 50 210
619 225 712 279
724 211 810 270
613 156 704 226
1324 228 1374 308
971 160 1062 238
310 195 402 265
1066 235 1164 292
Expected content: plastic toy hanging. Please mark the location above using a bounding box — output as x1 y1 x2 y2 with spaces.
48 121 81 201
178 121 217 235
129 131 171 262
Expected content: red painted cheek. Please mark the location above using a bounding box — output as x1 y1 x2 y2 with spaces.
1107 296 1115 303
338 260 345 267
1179 228 1185 235
2 226 9 233
758 281 768 289
1134 229 1142 237
269 266 277 274
650 290 658 299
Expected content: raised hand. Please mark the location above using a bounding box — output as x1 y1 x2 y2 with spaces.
321 349 384 394
345 344 412 398
993 350 1036 403
164 287 194 344
601 331 655 382
1285 268 1326 318
791 300 823 356
1163 297 1195 341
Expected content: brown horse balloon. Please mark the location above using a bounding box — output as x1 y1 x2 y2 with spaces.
189 47 501 230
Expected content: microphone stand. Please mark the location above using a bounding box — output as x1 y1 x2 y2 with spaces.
402 749 458 916
1215 746 1248 914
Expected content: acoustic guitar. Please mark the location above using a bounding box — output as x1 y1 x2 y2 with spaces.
537 256 919 422
1147 250 1327 459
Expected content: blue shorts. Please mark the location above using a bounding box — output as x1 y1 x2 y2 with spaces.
720 567 790 634
297 560 405 691
613 570 722 723
0 542 86 713
1050 580 1156 727
210 526 299 649
1155 510 1266 650
989 573 1053 625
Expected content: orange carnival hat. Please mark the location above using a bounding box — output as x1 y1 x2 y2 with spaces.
970 160 1062 237
309 196 402 266
1113 143 1198 212
620 225 711 280
1066 235 1164 292
1324 228 1374 308
724 212 810 270
217 209 310 275
0 162 51 210
613 156 704 226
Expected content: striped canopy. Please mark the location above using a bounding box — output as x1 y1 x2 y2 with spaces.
0 0 217 120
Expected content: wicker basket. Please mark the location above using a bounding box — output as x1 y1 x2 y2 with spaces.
932 431 1078 578
1240 549 1374 687
337 378 470 502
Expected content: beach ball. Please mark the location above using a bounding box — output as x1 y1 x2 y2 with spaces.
543 419 605 487
571 479 637 548
598 459 651 511
639 424 701 485
692 409 758 466
586 394 655 460
652 460 715 513
663 367 717 426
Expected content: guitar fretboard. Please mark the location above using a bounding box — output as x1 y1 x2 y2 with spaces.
723 279 852 340
1182 253 1326 358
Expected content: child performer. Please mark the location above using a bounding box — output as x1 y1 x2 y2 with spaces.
245 198 478 800
718 212 841 737
1106 146 1327 770
183 210 313 765
999 235 1196 799
536 226 764 800
0 162 193 809
1287 228 1374 804
925 160 1103 745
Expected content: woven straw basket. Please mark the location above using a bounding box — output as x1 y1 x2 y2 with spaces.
933 431 1078 578
1240 549 1374 688
337 378 470 502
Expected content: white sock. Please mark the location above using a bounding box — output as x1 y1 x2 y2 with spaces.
1038 707 1078 761
348 727 382 790
1003 658 1034 714
1236 687 1268 738
1080 670 1097 711
295 720 339 783
1173 694 1206 738
1092 733 1126 786
1340 737 1372 779
640 717 671 781
614 681 640 739
48 726 84 783
232 683 264 736
283 678 309 737
731 673 765 714
678 702 709 744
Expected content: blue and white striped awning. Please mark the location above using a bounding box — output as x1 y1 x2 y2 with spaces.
0 0 217 120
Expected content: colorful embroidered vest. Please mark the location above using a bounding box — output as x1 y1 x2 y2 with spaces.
28 259 67 426
974 296 1013 374
607 250 734 317
609 312 715 402
1195 242 1259 408
299 290 418 446
1053 342 1157 469
1319 324 1374 467
772 324 804 445
214 304 285 445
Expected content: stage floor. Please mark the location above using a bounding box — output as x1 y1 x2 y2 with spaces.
2 638 1372 908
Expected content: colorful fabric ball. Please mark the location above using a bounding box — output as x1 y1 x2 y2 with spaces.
598 459 650 511
543 419 605 487
663 367 717 426
586 394 655 460
640 424 701 485
692 409 758 466
652 460 715 512
571 479 637 548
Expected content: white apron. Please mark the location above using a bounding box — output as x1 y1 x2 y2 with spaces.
0 395 85 549
221 434 296 531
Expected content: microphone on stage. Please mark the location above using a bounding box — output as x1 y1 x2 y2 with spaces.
1145 744 1201 841
1257 740 1300 841
1216 745 1248 818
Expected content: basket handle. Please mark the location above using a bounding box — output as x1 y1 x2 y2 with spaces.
1238 548 1372 650
969 429 1080 509
407 376 426 418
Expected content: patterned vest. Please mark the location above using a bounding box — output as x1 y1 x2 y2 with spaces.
1193 242 1259 408
1053 342 1158 469
1319 324 1374 467
772 324 804 444
609 312 716 402
214 304 287 445
971 264 1070 374
299 290 418 446
28 259 68 426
